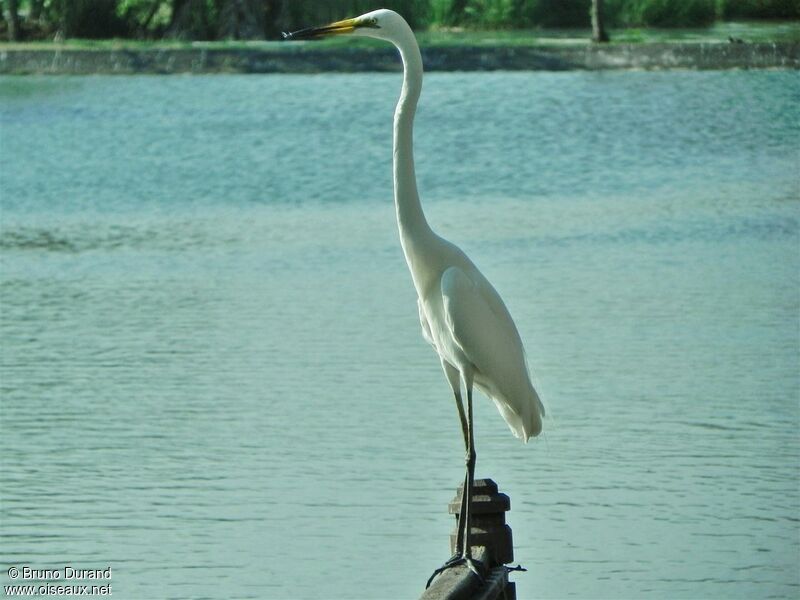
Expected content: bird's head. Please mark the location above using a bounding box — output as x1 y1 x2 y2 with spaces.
282 9 408 43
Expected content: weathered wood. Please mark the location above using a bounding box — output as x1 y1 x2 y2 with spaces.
473 567 515 600
420 479 519 600
448 480 514 566
420 547 501 600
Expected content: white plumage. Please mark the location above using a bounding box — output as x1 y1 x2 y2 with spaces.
285 8 545 582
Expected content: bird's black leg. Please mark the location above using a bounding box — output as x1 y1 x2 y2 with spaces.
454 391 469 553
460 384 485 580
426 387 486 588
426 391 469 588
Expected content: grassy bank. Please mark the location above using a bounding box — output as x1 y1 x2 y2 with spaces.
2 19 797 74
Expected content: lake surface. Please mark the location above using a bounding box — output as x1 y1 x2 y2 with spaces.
1 70 798 599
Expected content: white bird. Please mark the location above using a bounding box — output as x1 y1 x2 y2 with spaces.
284 9 545 586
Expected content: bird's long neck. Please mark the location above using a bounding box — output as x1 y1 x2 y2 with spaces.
393 28 432 245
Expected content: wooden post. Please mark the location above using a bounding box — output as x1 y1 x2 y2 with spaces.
420 479 518 600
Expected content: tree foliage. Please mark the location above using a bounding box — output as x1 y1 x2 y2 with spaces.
611 0 717 27
2 0 798 41
719 0 799 18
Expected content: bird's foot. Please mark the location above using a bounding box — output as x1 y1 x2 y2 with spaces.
425 554 486 588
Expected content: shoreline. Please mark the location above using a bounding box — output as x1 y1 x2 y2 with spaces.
1 42 797 74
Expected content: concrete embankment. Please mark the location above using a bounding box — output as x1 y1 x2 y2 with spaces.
1 42 797 74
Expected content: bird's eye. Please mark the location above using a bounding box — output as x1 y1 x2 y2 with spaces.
368 17 379 28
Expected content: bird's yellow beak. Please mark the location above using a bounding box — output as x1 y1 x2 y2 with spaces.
282 17 359 41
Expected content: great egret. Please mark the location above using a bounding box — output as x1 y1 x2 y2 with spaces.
284 9 545 586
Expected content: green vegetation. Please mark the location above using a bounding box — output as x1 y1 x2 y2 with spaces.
3 19 797 50
1 0 798 41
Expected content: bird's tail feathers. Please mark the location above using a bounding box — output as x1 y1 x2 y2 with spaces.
490 385 543 444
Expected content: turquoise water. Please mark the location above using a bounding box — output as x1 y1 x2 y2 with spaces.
1 71 798 599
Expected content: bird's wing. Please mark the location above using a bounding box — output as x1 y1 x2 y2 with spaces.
440 266 525 376
440 266 542 440
418 297 435 347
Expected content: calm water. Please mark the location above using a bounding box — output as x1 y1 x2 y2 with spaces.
1 71 798 599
